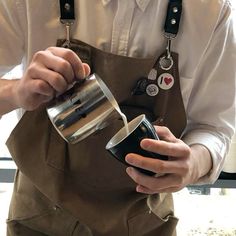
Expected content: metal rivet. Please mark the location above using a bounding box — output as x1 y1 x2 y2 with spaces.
64 3 71 11
171 19 176 25
173 7 178 13
53 206 59 211
159 118 164 124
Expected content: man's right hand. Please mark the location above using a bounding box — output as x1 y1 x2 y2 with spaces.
13 47 90 111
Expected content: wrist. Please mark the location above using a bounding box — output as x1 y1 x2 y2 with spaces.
0 78 21 115
190 144 213 183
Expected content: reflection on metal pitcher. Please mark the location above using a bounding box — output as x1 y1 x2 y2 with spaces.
47 73 121 144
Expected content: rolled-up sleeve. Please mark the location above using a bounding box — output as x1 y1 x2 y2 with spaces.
182 3 236 184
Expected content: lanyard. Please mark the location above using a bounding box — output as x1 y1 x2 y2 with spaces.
59 0 182 68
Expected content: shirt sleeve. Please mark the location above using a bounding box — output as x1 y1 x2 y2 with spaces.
0 0 25 77
182 2 236 184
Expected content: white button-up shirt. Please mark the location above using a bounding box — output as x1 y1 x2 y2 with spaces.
0 0 235 184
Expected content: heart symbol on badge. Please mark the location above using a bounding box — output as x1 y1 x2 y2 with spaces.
157 73 174 90
164 77 172 85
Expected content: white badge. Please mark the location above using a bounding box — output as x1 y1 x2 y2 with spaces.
146 84 159 96
148 68 158 81
157 73 174 90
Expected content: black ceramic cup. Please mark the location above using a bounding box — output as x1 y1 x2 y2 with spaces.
106 114 167 176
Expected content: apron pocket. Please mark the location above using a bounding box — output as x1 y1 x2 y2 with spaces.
128 210 178 236
7 208 80 236
7 170 91 236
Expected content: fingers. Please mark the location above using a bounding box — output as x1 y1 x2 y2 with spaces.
139 126 190 158
35 50 75 84
141 139 190 158
30 47 90 90
125 153 189 175
29 79 54 97
15 47 91 111
14 78 55 110
46 47 90 80
124 127 192 194
82 63 91 77
30 47 90 93
27 65 68 94
154 125 177 142
136 184 182 194
126 167 183 194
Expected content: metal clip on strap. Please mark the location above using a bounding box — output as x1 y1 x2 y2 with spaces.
160 0 182 70
59 0 75 48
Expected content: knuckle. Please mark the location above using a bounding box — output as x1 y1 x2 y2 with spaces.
50 73 61 82
167 143 175 155
137 158 146 167
46 46 56 51
53 78 67 92
131 174 138 183
60 60 70 70
27 64 36 76
131 170 141 183
35 80 53 95
180 162 190 178
35 80 46 91
162 126 172 136
156 161 166 173
163 126 171 133
32 51 45 61
183 145 191 158
63 49 76 59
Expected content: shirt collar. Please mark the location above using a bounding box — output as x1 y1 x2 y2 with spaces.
101 0 151 12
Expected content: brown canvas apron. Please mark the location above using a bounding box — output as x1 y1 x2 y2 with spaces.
6 39 186 236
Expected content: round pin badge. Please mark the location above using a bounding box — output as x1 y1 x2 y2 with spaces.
147 68 157 81
146 83 159 96
157 73 174 90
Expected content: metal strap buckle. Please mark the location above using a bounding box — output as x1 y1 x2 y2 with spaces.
61 21 74 48
159 38 174 71
59 0 75 48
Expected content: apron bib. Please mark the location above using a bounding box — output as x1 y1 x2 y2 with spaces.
6 38 186 236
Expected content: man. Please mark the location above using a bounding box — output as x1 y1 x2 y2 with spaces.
0 0 235 235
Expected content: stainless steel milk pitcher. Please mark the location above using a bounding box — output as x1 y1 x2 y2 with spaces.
47 73 121 144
